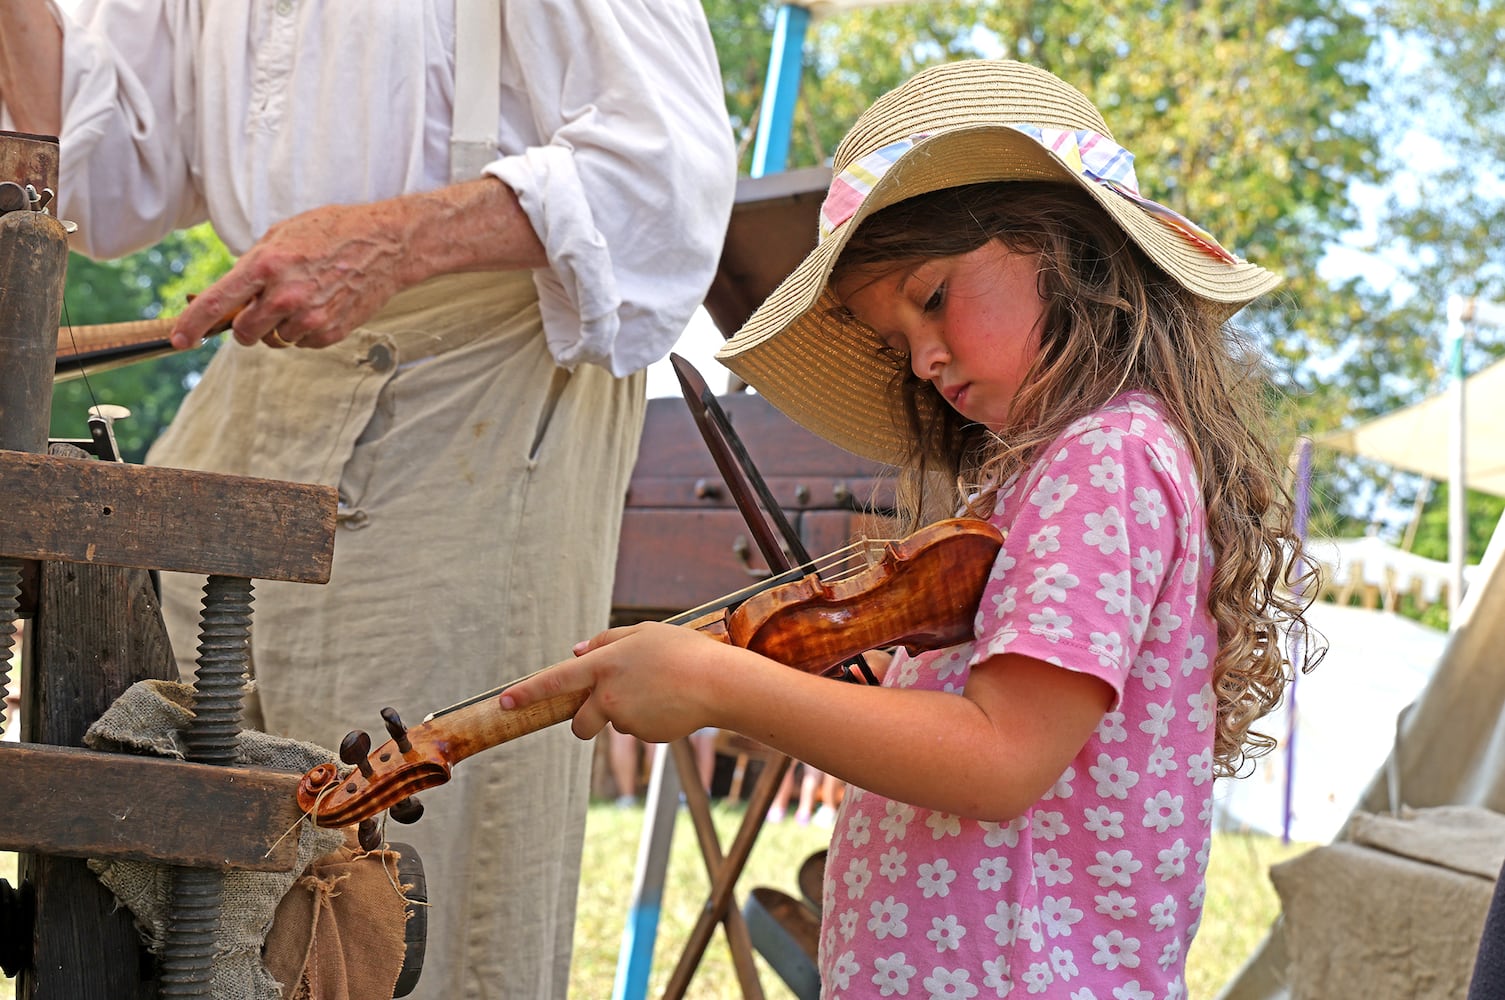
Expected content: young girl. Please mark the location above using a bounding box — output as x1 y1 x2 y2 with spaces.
503 59 1316 999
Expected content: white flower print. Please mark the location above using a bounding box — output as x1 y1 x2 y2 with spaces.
928 915 967 952
1188 683 1216 730
1130 545 1163 583
1033 849 1072 887
828 949 859 990
881 802 916 842
989 550 1018 582
1129 486 1166 528
1083 507 1129 556
980 627 1020 659
1096 570 1132 616
872 951 916 997
1083 805 1126 841
1081 424 1126 454
985 900 1021 947
1032 810 1068 841
1030 474 1079 517
988 585 1019 619
1197 837 1212 874
935 650 968 684
917 858 958 898
1029 607 1074 643
1110 980 1153 1000
1146 744 1177 778
927 812 962 839
1150 894 1178 931
1187 748 1214 786
1130 651 1172 691
1087 850 1142 888
1140 701 1175 742
1049 945 1079 979
1096 711 1128 744
1089 455 1125 493
1123 594 1150 642
879 847 908 883
839 908 859 941
1022 962 1053 994
974 855 1012 891
982 816 1028 849
867 896 909 940
1142 791 1186 835
1094 889 1137 920
1020 905 1045 952
982 956 1013 995
1027 562 1079 603
1155 838 1190 880
1041 895 1085 938
1042 766 1076 801
925 965 980 999
1158 936 1183 970
1027 524 1062 557
1166 978 1186 1000
1180 634 1209 675
1143 602 1181 643
1091 929 1141 970
1089 631 1125 671
1070 990 1100 1000
1190 880 1207 910
845 812 872 848
1089 754 1141 800
1199 796 1214 825
895 656 923 687
844 857 873 899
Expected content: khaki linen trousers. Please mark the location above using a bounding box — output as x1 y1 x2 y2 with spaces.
148 271 646 1000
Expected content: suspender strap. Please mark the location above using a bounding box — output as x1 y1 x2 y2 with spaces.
451 0 502 183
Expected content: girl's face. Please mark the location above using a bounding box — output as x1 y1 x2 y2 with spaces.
835 240 1046 432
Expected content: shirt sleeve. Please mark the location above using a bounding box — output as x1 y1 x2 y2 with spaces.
487 0 737 376
968 404 1199 707
48 0 209 259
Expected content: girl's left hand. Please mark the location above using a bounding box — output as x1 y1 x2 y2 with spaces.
501 621 741 744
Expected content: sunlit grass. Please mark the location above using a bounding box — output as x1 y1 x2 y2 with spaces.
0 806 1309 998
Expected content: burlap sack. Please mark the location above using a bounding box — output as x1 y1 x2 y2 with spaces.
83 679 405 1000
1269 806 1505 999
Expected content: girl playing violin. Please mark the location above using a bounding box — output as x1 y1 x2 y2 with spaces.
503 59 1317 999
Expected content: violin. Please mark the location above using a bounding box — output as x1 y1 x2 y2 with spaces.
295 517 1003 839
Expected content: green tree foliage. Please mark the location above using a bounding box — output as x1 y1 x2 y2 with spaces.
48 223 232 462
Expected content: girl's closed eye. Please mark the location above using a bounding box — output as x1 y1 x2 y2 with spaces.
923 284 946 313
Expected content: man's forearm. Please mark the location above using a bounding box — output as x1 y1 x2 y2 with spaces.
0 2 64 136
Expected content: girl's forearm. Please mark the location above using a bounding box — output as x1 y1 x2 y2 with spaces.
0 3 63 136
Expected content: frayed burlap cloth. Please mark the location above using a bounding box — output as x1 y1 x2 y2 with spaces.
1269 805 1505 999
85 679 409 1000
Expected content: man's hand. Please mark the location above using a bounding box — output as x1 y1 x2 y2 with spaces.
170 199 413 351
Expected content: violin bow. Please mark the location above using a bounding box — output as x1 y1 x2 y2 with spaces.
654 354 872 1000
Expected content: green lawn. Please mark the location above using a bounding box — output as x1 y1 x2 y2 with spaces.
0 805 1308 998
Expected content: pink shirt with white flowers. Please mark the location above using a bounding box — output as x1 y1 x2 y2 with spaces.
820 393 1217 1000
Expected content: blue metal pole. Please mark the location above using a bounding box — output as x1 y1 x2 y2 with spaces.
750 4 811 178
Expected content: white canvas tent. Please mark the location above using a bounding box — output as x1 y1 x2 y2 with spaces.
1321 353 1505 498
1218 510 1505 998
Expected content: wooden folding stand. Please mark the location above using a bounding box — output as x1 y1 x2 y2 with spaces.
0 128 338 1000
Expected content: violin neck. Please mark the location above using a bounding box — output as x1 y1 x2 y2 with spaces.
423 685 588 765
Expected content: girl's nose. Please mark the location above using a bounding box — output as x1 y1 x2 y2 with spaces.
910 334 949 381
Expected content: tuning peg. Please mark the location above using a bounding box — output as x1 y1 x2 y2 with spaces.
339 730 375 777
389 796 425 825
380 707 413 752
357 818 382 852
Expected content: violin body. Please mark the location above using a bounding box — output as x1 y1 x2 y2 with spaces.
296 517 1003 829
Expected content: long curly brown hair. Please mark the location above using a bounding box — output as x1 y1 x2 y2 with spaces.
833 181 1321 777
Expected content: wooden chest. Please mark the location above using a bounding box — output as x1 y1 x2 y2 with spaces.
609 391 894 625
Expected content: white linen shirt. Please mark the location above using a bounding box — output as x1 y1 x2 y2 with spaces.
32 0 736 375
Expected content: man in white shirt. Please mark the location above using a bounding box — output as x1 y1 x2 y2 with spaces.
0 3 737 998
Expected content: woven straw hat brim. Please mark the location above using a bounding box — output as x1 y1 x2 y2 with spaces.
717 124 1281 465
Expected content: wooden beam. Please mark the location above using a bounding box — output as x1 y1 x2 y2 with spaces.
0 449 337 583
0 743 306 871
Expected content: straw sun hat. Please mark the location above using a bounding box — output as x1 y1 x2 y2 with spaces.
715 59 1282 465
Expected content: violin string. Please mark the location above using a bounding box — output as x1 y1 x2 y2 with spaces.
426 535 903 719
57 299 105 417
